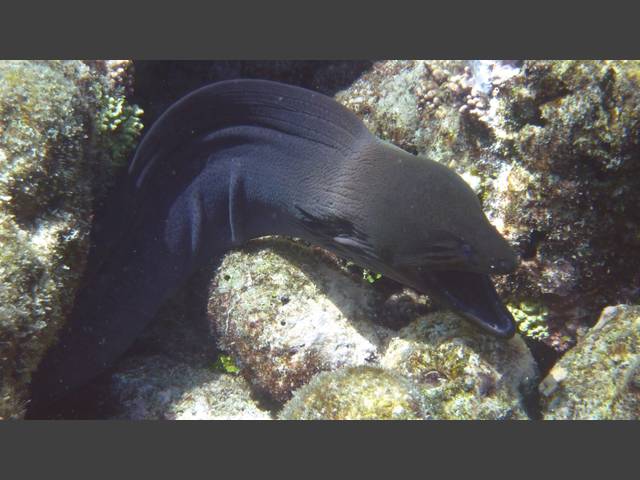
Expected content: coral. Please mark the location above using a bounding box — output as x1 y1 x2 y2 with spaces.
507 300 550 341
487 61 640 350
279 366 427 420
94 93 143 174
0 60 140 419
207 237 393 404
380 312 538 419
539 304 640 419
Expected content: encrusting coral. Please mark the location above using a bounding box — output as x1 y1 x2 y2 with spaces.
0 60 142 419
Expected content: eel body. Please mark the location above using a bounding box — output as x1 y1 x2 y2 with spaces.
29 79 519 410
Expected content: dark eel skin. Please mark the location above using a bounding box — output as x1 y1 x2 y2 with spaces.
28 79 519 413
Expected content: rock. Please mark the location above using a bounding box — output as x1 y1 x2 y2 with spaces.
0 60 141 419
207 238 395 404
108 355 271 420
279 366 427 420
279 313 539 420
207 237 537 419
540 305 640 419
380 312 538 419
66 279 272 420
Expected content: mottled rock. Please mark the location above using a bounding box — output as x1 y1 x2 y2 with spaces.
0 60 141 419
540 305 639 419
206 236 537 419
108 355 271 420
381 312 538 419
280 366 427 420
207 238 394 404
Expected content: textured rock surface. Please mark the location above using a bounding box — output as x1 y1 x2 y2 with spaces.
337 60 640 351
58 279 272 420
539 305 639 419
208 238 394 404
208 238 537 419
380 313 538 419
280 366 427 420
109 355 271 420
0 60 141 419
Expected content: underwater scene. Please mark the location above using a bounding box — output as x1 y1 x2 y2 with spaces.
0 60 638 420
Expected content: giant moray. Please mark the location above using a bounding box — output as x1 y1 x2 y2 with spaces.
28 79 518 412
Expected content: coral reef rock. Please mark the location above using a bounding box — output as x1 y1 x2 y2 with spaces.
539 305 639 420
380 312 538 419
109 355 271 420
207 238 393 404
208 237 537 419
280 366 427 420
0 60 141 419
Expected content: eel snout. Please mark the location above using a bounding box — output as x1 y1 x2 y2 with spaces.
419 269 517 338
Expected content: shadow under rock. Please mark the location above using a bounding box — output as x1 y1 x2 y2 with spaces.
26 263 221 420
132 60 375 127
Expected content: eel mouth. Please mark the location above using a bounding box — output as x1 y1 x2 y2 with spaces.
419 270 516 338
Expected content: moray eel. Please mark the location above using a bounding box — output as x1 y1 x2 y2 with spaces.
28 79 518 411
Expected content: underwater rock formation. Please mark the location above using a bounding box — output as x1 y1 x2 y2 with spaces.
380 312 538 419
0 60 141 419
279 310 537 420
208 238 537 419
109 355 271 420
207 238 394 404
337 60 640 351
539 304 639 420
280 366 427 420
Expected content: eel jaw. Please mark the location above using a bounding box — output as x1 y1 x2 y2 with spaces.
419 269 516 338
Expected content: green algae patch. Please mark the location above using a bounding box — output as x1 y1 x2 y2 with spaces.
212 354 240 374
507 300 550 341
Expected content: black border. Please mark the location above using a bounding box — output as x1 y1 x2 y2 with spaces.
0 1 638 58
1 421 637 475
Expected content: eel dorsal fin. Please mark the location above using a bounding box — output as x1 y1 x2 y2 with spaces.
128 79 372 197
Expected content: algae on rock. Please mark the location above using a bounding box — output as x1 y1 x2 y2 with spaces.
207 237 393 404
109 355 272 420
380 312 538 420
539 305 640 419
0 60 141 419
208 237 538 419
280 366 427 420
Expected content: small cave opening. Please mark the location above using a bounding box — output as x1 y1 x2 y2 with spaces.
519 230 547 260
